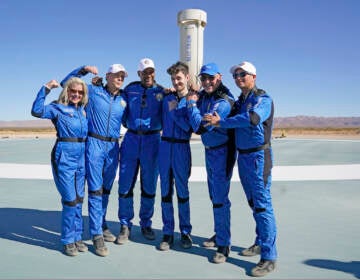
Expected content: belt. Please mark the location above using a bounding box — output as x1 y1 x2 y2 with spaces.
88 132 119 142
161 136 189 143
237 143 270 154
205 142 228 150
127 129 161 135
57 137 86 143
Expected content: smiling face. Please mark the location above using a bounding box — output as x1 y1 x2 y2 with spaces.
171 71 189 96
233 68 256 93
199 73 222 94
67 83 85 106
106 71 126 93
138 67 155 88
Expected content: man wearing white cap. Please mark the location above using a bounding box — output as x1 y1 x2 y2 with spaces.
204 61 277 277
61 63 128 257
116 58 164 244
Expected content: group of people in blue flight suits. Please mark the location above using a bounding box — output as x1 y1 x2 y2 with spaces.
31 58 277 277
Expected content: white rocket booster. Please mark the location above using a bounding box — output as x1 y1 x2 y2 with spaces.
177 9 207 88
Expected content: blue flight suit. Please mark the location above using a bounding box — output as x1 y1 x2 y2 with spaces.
160 92 192 236
118 81 164 229
219 86 277 261
31 86 88 245
61 67 126 237
187 83 235 247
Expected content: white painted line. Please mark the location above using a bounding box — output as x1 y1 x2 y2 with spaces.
0 163 359 181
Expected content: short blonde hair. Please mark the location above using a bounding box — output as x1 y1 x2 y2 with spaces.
58 77 88 106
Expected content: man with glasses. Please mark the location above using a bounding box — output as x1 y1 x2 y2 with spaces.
116 58 164 244
61 63 128 257
204 61 277 277
186 62 235 264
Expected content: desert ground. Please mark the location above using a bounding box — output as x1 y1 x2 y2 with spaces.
0 127 359 140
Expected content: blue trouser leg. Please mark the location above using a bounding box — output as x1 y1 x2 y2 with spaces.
102 193 109 228
86 138 107 237
205 147 231 247
161 201 175 234
238 150 277 260
102 142 119 228
88 192 102 237
173 143 192 234
178 198 191 234
61 204 76 245
160 156 175 234
139 134 159 228
74 203 83 242
118 134 139 228
51 144 81 245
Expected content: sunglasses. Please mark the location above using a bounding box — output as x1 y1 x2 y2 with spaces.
233 72 249 79
68 88 84 95
199 75 216 82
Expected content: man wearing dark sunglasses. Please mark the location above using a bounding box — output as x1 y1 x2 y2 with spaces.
116 58 165 244
204 61 277 277
186 62 236 264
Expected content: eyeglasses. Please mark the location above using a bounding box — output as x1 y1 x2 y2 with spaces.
199 75 216 82
68 88 84 95
233 72 249 79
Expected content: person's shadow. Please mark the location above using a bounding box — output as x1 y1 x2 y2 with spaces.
304 259 360 279
0 207 255 274
0 207 64 252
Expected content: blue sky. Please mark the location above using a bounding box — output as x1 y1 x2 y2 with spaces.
0 0 359 121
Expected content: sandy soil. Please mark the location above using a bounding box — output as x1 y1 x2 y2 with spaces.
1 129 360 140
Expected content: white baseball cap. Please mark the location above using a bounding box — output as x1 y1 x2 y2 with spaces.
230 61 256 75
107 64 128 76
138 58 155 71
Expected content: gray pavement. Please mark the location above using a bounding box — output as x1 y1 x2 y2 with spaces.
0 138 359 279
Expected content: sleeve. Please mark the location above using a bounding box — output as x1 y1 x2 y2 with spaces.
168 103 191 132
60 65 87 87
31 86 57 120
121 90 129 128
219 95 273 128
186 99 203 133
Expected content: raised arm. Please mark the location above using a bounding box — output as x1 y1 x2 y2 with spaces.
31 80 59 119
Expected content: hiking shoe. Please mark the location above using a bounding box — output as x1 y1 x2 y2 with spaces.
159 234 174 251
180 233 192 249
213 246 230 264
241 244 261 256
115 225 130 245
75 240 88 252
93 235 109 257
251 259 276 277
103 228 116 242
63 243 78 257
141 227 155 240
202 234 216 247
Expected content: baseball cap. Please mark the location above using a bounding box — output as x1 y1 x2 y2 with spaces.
199 62 221 76
107 64 128 77
230 61 256 75
138 58 155 71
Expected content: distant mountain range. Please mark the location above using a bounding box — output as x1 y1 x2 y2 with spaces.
274 116 360 128
0 116 360 128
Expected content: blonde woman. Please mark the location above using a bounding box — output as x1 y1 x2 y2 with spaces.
31 77 88 256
